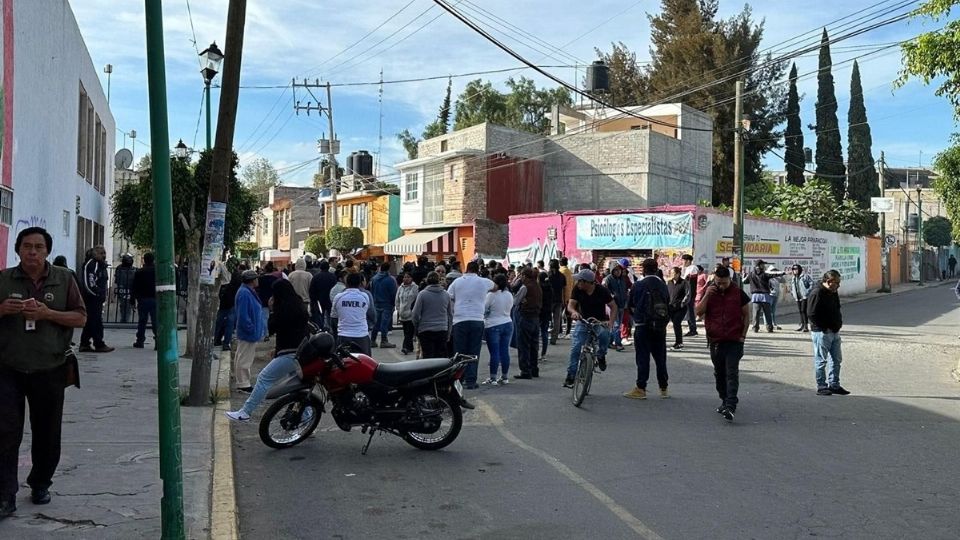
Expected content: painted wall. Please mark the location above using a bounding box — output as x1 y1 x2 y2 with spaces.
693 208 868 296
0 1 114 268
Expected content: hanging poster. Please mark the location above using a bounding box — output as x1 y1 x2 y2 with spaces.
575 212 693 250
199 201 227 285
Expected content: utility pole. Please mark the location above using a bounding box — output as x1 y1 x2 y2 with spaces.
732 80 745 270
143 1 184 536
878 152 891 293
917 184 924 286
103 64 113 104
292 80 340 225
187 0 247 406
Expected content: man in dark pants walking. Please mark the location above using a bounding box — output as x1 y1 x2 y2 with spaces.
623 258 670 400
696 265 750 422
666 266 689 349
0 227 88 518
513 268 542 379
131 252 157 348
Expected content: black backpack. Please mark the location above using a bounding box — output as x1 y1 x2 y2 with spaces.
643 279 670 332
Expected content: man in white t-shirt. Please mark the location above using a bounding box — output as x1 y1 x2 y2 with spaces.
680 254 699 336
331 272 376 355
446 260 494 389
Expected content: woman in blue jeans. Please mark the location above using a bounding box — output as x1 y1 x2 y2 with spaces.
482 274 514 385
226 280 310 421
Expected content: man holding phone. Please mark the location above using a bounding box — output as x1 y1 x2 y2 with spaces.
0 227 87 519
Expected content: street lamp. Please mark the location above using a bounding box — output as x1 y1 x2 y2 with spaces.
198 42 224 151
174 139 191 160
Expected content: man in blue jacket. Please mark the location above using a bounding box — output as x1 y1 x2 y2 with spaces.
369 262 398 348
234 270 266 392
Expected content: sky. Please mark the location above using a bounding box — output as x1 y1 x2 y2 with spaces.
71 0 958 188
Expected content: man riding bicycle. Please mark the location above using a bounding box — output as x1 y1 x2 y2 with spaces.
564 269 618 388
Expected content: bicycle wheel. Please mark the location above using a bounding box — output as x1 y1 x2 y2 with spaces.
572 348 594 407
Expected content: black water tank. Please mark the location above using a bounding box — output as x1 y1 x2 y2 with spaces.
586 60 609 94
345 152 357 175
355 150 373 176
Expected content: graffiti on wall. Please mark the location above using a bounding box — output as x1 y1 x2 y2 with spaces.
506 238 581 268
15 215 46 234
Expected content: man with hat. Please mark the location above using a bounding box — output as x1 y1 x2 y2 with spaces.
564 269 617 388
234 269 266 392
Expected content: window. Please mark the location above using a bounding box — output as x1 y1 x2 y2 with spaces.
86 101 95 184
94 115 102 192
352 203 368 229
99 125 107 195
0 187 12 226
77 83 88 177
339 204 350 224
404 172 419 201
62 210 71 237
423 167 444 225
440 139 448 152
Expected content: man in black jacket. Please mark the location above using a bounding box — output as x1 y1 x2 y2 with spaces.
806 269 849 396
308 259 337 329
131 253 157 349
79 245 113 353
666 266 690 350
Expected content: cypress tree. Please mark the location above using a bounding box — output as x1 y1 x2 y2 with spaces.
784 63 806 186
846 60 877 207
813 28 846 201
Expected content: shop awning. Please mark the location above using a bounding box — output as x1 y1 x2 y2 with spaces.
384 229 456 256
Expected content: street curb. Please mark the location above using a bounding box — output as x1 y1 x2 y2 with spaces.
210 349 239 540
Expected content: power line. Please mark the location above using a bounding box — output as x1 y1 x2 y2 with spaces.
236 84 291 152
192 87 205 149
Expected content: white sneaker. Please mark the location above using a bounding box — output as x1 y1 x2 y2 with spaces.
480 377 497 385
497 377 510 385
224 410 250 422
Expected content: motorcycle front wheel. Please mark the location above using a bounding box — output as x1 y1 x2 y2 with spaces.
401 394 463 451
258 392 323 449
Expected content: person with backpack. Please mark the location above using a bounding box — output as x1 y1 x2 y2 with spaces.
623 258 671 400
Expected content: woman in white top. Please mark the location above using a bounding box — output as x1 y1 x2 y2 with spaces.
483 273 515 385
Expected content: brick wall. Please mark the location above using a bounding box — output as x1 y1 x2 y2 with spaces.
474 218 507 257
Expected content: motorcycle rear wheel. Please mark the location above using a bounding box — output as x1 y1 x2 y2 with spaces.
401 394 463 451
258 393 323 449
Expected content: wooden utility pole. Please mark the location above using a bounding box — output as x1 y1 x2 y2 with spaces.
878 152 891 293
187 0 247 406
732 80 745 269
292 80 340 225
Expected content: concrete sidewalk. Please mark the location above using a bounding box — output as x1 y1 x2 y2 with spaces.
2 328 220 539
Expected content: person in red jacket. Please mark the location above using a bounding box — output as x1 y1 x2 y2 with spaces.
695 265 750 422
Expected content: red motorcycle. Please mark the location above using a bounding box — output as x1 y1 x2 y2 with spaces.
258 332 477 454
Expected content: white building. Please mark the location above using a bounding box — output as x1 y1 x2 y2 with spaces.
0 1 114 268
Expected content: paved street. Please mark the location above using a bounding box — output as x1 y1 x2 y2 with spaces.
231 284 960 539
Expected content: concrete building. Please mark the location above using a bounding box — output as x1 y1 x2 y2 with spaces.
0 1 115 268
767 169 816 185
389 103 713 260
317 175 401 258
252 185 319 265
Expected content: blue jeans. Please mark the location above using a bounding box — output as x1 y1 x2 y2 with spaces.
485 322 512 378
566 321 611 379
261 306 270 338
811 330 843 388
135 298 157 344
453 320 484 386
239 354 299 416
372 306 393 342
214 307 236 347
611 315 623 348
770 295 779 326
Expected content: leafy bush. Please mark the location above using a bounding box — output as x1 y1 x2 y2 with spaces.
325 226 364 252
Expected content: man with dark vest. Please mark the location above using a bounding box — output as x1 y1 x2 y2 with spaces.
0 227 87 519
695 265 750 422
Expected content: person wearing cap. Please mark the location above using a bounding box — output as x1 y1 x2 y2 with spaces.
602 262 629 352
680 254 699 337
234 270 266 392
564 269 617 388
789 264 815 332
744 259 785 333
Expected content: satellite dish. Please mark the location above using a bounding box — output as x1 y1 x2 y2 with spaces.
115 148 134 170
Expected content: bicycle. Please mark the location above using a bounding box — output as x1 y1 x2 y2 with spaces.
572 317 605 407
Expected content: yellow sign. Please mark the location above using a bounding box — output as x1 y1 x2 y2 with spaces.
716 241 781 255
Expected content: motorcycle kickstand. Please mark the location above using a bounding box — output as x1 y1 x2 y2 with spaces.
361 427 378 456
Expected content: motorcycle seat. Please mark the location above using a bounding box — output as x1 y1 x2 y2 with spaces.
373 358 456 387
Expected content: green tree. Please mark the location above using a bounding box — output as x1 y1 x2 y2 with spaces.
846 60 878 208
931 138 960 240
451 76 570 134
784 63 806 186
812 29 846 201
242 157 280 207
747 178 877 236
312 159 345 189
396 129 420 160
438 76 452 133
598 0 788 204
304 233 327 256
110 150 256 257
325 225 365 252
453 79 508 130
897 0 960 117
923 215 953 247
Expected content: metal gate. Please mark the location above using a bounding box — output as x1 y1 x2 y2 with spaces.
103 265 188 328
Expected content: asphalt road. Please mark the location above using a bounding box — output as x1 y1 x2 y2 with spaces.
231 284 960 539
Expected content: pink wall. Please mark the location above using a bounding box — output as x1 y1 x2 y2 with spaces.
0 0 13 268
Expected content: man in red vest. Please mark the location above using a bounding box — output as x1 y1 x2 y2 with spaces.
695 265 750 422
